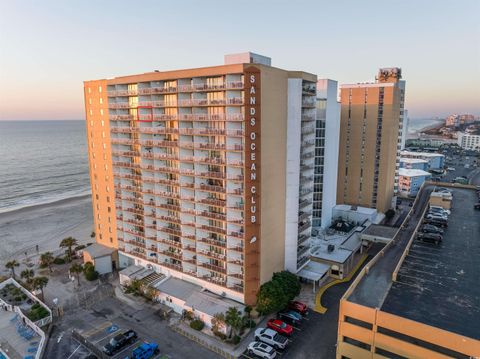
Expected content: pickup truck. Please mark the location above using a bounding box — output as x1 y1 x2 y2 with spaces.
254 328 288 350
102 329 137 356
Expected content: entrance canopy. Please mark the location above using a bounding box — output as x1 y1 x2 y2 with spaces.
297 261 330 282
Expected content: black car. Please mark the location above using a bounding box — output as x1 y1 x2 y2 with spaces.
417 232 443 245
102 330 137 356
421 224 444 235
424 218 448 228
474 203 480 210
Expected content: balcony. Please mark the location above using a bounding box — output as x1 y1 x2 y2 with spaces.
199 262 227 274
199 224 226 236
228 246 244 253
197 211 226 221
298 221 311 234
161 261 183 272
137 87 177 95
198 250 226 261
197 198 226 207
197 183 225 194
198 237 227 248
178 114 244 122
229 231 244 239
229 284 244 293
158 238 182 248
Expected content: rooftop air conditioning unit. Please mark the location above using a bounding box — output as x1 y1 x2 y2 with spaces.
328 244 335 252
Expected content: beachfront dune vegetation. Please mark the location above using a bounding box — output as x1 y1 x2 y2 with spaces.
83 262 99 281
5 260 20 279
39 252 54 272
59 236 78 262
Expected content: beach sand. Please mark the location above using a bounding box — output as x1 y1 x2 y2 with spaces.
0 195 93 269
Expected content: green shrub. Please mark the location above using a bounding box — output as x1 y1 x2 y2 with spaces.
84 269 99 281
256 271 301 315
75 245 86 251
53 257 65 265
27 303 49 321
14 296 22 302
232 335 241 344
213 330 227 340
189 319 205 331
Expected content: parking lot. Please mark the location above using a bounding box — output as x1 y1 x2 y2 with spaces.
44 296 222 359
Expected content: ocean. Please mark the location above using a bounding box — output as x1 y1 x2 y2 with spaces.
407 118 444 136
0 120 91 214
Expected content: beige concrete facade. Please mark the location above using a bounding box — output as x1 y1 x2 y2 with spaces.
337 68 405 213
84 80 118 251
84 57 316 305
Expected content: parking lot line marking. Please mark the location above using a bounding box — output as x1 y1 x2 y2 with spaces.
66 344 81 359
111 339 139 358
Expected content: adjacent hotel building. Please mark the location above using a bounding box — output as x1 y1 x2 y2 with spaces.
84 53 318 305
336 68 406 213
312 79 340 229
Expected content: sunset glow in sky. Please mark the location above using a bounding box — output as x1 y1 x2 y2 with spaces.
0 0 479 120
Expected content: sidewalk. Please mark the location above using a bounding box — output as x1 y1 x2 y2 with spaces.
170 315 269 358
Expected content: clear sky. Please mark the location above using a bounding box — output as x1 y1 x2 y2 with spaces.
0 0 479 120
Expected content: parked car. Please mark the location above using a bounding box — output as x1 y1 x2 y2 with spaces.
266 319 293 336
103 330 138 356
429 206 450 215
254 328 288 350
277 310 302 325
421 224 444 235
129 342 159 359
426 213 448 221
247 341 277 359
288 301 308 316
424 219 448 228
434 187 451 194
474 203 480 210
417 232 443 245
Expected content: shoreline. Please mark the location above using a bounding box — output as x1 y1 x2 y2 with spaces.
0 193 91 218
0 195 94 268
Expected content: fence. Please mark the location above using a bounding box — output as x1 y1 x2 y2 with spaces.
72 330 109 359
171 324 238 359
0 278 50 359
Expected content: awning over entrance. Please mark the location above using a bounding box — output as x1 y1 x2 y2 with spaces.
297 261 330 282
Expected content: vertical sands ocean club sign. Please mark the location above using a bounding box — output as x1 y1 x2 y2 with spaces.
244 66 261 304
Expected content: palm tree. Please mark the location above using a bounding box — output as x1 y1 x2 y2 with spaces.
20 269 35 288
225 307 242 338
69 263 83 287
32 276 49 301
40 252 54 272
5 260 19 278
59 237 78 262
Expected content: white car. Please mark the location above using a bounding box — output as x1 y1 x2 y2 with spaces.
430 206 452 215
447 167 455 171
254 328 288 350
426 214 448 221
247 341 277 359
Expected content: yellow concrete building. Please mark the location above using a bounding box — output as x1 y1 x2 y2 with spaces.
83 53 317 305
337 68 405 213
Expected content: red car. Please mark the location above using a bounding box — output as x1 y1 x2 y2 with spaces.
289 301 308 315
267 319 293 336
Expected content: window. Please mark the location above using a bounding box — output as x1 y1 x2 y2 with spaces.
100 109 104 116
101 120 104 127
98 86 102 93
99 98 103 104
108 206 111 213
88 87 91 94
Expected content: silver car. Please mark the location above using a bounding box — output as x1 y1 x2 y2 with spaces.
247 341 277 359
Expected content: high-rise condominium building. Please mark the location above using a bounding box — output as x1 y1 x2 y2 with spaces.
83 53 316 305
336 68 405 213
312 79 340 229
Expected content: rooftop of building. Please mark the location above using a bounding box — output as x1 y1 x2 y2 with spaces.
401 150 445 158
347 185 480 340
87 52 316 84
398 168 432 177
361 224 398 240
83 243 117 259
400 157 429 164
154 277 244 317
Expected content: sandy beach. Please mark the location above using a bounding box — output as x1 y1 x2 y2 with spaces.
0 195 93 271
